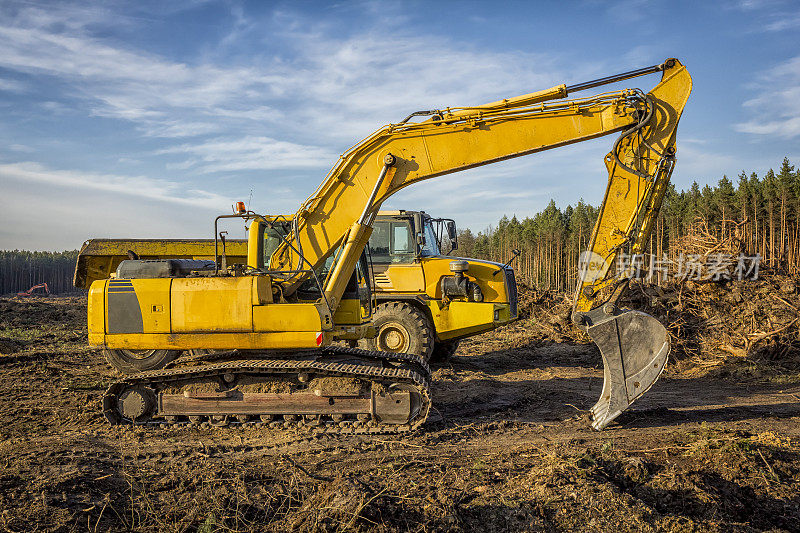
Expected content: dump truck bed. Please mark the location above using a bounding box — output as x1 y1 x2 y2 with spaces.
73 239 247 289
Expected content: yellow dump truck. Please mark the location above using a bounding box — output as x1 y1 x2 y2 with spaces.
74 209 518 363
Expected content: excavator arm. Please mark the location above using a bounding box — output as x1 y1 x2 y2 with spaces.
570 61 692 428
267 58 691 428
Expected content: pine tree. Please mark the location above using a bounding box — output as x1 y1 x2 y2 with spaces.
716 175 736 237
776 158 796 268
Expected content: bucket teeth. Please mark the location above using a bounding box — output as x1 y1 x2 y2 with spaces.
587 310 669 430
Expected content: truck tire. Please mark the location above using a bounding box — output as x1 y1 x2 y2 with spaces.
430 339 461 363
362 302 434 360
104 348 180 374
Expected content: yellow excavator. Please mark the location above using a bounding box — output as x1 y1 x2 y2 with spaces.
88 58 691 431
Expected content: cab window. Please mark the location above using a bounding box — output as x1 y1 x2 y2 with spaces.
369 221 415 264
263 226 286 266
420 221 441 257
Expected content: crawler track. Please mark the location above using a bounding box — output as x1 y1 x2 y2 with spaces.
103 346 431 435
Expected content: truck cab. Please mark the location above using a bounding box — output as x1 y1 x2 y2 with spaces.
362 210 518 361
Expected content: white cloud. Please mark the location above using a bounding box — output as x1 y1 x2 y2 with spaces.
763 13 800 31
140 121 222 139
0 161 231 208
732 0 800 31
737 117 800 137
0 3 582 133
735 56 800 139
736 0 781 11
671 143 782 187
8 144 34 153
680 138 709 145
0 77 26 93
0 2 681 248
604 0 656 24
0 185 232 252
156 136 339 173
0 4 279 134
0 2 586 179
257 29 572 143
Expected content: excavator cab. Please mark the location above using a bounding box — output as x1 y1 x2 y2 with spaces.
247 217 375 338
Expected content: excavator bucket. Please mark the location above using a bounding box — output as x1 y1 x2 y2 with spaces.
587 310 669 430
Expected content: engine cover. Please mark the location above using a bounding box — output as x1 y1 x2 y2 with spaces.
115 259 216 279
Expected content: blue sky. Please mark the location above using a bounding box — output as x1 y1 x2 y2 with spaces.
0 0 798 251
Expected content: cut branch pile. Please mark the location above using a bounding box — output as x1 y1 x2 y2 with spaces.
520 270 800 376
672 217 746 263
625 273 800 371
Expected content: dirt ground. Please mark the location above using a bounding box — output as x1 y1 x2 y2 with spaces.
0 295 799 532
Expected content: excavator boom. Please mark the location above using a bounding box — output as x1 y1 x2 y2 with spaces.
273 61 690 297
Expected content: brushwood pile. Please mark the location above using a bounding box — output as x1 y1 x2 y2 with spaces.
522 270 800 377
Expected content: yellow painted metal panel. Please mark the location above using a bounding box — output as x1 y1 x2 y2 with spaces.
252 303 323 332
332 298 362 326
74 238 248 289
427 301 511 341
248 219 263 268
171 277 253 332
87 280 105 336
100 331 332 350
495 304 512 324
79 238 247 257
378 264 425 292
130 279 172 333
420 258 509 302
252 275 273 305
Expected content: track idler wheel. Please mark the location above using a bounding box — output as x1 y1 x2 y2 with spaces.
104 385 156 424
586 309 669 430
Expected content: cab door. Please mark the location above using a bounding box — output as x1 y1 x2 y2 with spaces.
368 219 425 293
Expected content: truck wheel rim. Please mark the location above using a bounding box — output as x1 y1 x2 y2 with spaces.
123 349 157 360
378 323 410 352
